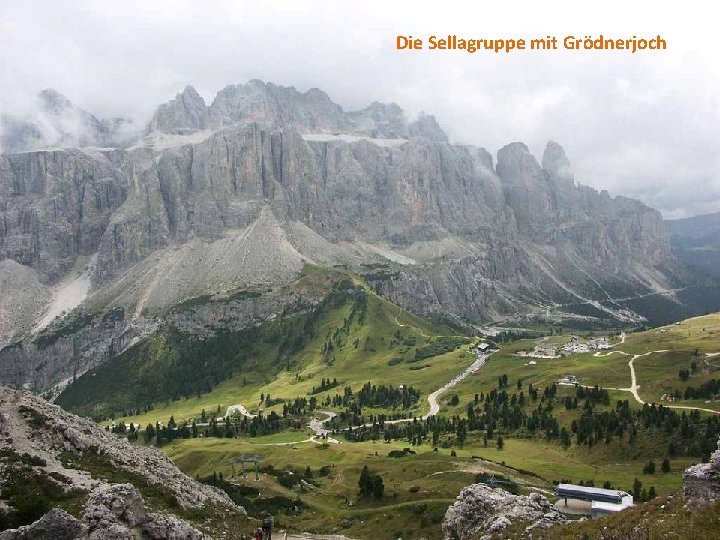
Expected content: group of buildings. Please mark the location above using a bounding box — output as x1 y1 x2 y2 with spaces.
517 336 612 359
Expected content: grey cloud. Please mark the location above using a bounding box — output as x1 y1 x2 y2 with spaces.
1 0 718 217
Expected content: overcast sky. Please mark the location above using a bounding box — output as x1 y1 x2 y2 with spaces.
1 0 718 218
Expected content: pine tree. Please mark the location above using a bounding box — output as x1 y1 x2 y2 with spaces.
371 474 384 499
633 478 642 499
359 465 373 497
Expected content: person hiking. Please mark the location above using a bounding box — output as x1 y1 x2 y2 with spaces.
253 527 262 540
261 513 274 540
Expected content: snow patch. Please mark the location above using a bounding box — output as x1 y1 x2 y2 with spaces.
301 132 408 147
129 130 214 151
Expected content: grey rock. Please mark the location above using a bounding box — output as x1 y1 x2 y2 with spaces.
0 148 128 280
139 514 203 540
408 113 448 143
542 140 574 189
684 437 720 508
0 260 48 346
84 484 149 529
147 86 208 132
0 386 241 512
150 80 447 144
442 484 566 539
0 485 204 540
207 80 351 132
87 522 131 540
62 426 86 451
0 508 87 540
347 102 408 138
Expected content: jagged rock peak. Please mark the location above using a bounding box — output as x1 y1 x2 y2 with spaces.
207 79 349 131
347 102 448 142
37 88 74 112
1 89 136 153
147 84 208 132
496 142 545 183
542 140 575 187
347 101 407 138
408 112 448 142
147 79 449 142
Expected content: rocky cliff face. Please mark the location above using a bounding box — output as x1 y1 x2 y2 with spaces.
0 79 706 391
0 148 128 280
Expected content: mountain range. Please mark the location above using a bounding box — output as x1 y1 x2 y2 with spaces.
666 212 720 278
1 80 719 393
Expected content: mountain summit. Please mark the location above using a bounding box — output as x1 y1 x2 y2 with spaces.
0 89 136 153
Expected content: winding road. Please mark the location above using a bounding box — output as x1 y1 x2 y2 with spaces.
422 352 490 419
576 346 720 415
223 349 493 446
309 351 492 436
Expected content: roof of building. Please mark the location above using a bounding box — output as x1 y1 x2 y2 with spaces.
556 483 631 500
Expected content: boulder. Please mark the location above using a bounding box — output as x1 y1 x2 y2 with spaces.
0 483 203 540
0 508 87 540
442 484 566 540
684 437 720 508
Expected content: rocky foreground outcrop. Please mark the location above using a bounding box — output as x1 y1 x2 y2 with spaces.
0 386 235 510
683 437 720 508
0 386 243 537
0 483 202 540
442 484 566 539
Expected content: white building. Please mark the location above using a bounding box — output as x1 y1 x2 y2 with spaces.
556 483 634 519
